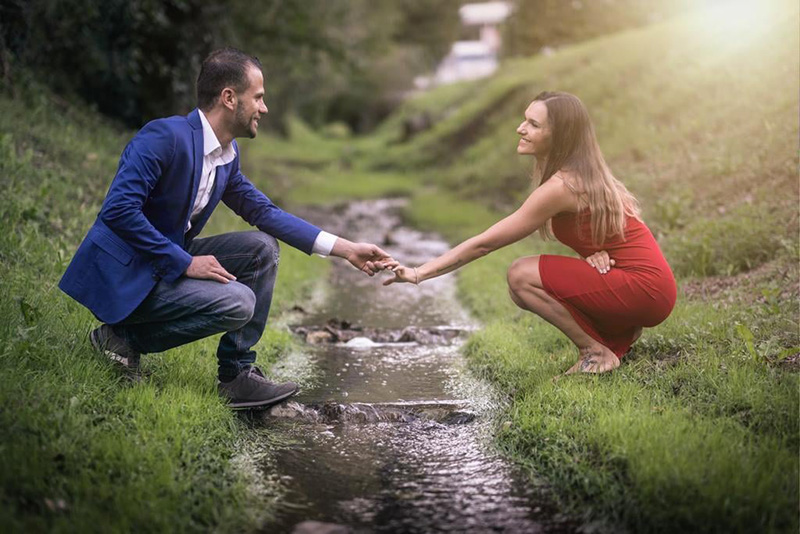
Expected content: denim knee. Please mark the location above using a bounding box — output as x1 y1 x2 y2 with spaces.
244 232 280 268
219 282 256 330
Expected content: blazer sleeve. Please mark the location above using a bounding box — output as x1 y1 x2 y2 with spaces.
221 154 321 254
98 120 193 281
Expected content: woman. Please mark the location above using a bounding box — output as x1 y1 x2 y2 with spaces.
384 91 676 374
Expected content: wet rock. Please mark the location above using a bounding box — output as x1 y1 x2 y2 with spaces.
291 321 470 346
292 520 351 534
268 401 321 422
441 411 476 425
345 337 376 348
306 401 419 424
306 330 335 344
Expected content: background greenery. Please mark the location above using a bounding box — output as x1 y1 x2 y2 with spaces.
0 0 461 130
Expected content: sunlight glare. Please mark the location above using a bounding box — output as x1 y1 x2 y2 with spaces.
697 0 775 42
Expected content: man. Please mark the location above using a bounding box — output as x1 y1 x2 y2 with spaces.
59 48 392 409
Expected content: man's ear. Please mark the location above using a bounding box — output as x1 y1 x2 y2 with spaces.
220 87 237 111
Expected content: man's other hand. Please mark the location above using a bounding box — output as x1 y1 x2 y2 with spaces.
185 255 237 283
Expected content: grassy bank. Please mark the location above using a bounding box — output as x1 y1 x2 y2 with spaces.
245 3 800 532
0 84 328 531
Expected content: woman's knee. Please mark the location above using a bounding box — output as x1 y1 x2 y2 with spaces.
507 256 540 294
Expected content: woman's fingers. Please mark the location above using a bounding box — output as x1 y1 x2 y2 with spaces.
586 250 613 274
383 265 414 286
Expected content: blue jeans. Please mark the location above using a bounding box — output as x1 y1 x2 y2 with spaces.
111 231 280 379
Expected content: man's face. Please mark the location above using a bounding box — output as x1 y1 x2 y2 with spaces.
234 66 268 139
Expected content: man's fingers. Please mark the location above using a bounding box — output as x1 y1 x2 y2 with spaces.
209 273 230 284
610 259 616 266
213 267 236 281
370 244 392 259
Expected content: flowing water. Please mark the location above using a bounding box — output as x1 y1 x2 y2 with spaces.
254 199 576 533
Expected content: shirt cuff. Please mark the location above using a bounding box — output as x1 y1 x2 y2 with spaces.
312 231 338 257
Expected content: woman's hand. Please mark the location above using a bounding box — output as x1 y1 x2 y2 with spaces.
585 250 615 274
383 264 419 286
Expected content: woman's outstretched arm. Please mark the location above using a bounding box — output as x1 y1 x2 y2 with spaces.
385 177 577 285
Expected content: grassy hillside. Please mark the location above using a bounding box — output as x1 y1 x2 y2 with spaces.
239 3 800 532
0 82 327 531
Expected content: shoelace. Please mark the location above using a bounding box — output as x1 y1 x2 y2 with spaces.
247 366 268 383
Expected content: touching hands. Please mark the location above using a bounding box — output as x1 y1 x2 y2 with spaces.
185 255 237 283
382 264 419 286
585 250 614 274
336 239 397 276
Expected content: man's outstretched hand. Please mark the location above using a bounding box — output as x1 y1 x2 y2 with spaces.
331 238 397 276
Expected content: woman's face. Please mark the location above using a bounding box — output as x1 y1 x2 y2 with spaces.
516 101 552 157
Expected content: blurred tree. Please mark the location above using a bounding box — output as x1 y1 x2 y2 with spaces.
0 0 461 130
1 0 228 125
232 0 461 132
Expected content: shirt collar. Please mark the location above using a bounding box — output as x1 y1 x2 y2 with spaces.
198 109 236 163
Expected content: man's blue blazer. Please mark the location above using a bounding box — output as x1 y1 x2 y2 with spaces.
59 109 321 324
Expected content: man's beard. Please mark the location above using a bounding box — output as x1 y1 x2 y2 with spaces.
235 104 257 139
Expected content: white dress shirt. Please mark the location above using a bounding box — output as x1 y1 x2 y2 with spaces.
193 110 338 256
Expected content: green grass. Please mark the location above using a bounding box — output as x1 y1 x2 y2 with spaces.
463 292 798 533
0 82 328 532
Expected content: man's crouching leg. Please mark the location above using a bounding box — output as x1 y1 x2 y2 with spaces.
188 231 298 408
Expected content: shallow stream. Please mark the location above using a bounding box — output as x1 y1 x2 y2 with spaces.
256 199 575 533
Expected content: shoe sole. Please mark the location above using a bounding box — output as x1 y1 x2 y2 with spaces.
228 387 299 410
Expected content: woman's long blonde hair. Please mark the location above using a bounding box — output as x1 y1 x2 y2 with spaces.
533 91 640 245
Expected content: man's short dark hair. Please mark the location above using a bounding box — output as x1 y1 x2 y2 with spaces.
196 48 262 110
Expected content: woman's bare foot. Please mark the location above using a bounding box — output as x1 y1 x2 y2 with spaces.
564 345 620 375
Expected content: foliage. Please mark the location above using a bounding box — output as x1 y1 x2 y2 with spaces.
1 0 229 125
1 0 461 130
233 0 462 132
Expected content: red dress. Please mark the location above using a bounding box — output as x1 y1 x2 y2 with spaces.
539 210 677 358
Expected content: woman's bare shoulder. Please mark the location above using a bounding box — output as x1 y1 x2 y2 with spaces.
551 170 584 193
550 170 585 211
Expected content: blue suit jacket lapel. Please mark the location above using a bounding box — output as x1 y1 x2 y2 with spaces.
184 110 204 235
